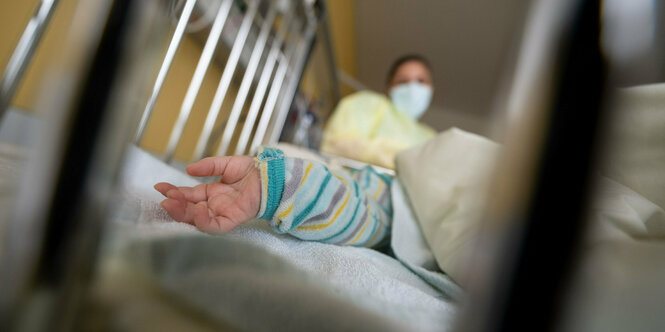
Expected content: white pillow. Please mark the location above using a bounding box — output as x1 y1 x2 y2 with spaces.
395 128 500 286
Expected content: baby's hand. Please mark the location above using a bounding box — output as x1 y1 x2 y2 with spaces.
154 156 261 234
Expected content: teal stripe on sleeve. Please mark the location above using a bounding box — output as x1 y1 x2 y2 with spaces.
257 148 285 220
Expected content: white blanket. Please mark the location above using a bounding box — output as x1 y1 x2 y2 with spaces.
104 145 458 331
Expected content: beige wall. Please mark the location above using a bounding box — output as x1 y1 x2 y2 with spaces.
354 0 529 135
326 0 357 97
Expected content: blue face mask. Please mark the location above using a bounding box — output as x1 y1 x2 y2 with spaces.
389 82 432 119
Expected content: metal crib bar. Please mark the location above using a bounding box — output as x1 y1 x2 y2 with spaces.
249 19 303 154
163 0 233 162
266 20 317 145
0 0 60 121
214 4 277 157
234 9 294 155
192 0 259 160
134 0 197 144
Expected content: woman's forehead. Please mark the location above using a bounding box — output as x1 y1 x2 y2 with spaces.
395 60 430 75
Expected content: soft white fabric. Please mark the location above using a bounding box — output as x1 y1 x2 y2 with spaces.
560 179 665 332
390 179 439 270
105 145 457 331
395 128 500 286
589 177 665 243
602 83 665 209
394 125 665 287
390 179 464 300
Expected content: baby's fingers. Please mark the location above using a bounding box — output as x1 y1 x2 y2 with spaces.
177 183 211 202
166 188 186 202
160 198 196 225
154 182 177 196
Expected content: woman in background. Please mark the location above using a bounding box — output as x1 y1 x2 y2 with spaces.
320 54 437 169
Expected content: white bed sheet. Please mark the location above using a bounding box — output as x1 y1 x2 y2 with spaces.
104 145 458 331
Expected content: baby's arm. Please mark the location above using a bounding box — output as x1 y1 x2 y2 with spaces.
155 147 392 248
256 147 392 247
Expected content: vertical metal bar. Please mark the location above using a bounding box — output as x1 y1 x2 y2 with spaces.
163 0 233 161
134 0 197 144
249 20 302 153
266 21 316 145
0 0 60 122
234 10 293 155
213 5 277 157
192 0 259 160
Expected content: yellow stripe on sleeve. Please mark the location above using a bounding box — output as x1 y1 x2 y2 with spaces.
349 204 371 245
276 202 294 220
301 163 313 185
297 173 350 230
372 178 385 200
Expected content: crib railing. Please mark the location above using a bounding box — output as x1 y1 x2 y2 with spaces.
134 0 335 162
1 0 339 162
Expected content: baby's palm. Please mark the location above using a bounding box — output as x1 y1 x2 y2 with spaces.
155 156 261 234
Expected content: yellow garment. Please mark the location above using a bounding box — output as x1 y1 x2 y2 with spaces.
321 91 436 169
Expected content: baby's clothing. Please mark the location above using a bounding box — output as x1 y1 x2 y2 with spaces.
255 147 393 248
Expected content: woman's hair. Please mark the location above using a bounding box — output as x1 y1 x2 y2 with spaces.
385 54 433 86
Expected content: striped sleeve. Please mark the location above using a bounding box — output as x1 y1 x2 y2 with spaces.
255 147 392 248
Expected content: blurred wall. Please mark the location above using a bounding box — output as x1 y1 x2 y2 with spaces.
327 0 357 96
354 0 530 135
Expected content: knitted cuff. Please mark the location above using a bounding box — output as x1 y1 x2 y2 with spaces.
255 147 285 220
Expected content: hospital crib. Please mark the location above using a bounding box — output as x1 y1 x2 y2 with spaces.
1 0 665 331
0 0 342 329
